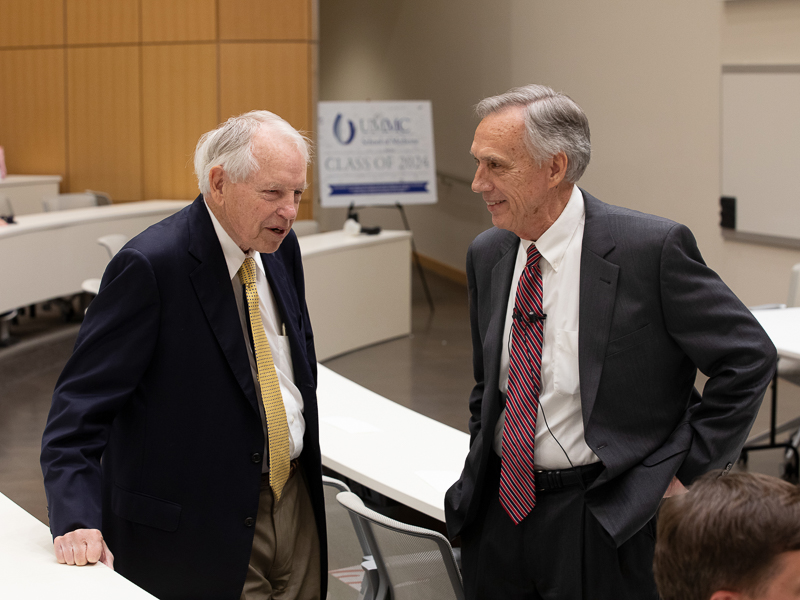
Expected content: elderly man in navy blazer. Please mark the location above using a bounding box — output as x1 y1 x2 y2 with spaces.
444 85 776 599
41 111 326 600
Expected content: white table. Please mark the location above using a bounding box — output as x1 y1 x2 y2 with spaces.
753 307 800 360
0 492 156 599
0 201 188 314
300 230 412 361
0 174 62 215
745 308 800 475
317 364 469 522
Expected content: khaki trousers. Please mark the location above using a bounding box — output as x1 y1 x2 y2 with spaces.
240 463 321 600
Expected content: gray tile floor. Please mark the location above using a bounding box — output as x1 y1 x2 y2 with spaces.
0 307 80 524
2 268 799 530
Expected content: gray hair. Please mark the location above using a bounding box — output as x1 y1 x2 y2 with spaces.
194 110 312 198
476 84 591 183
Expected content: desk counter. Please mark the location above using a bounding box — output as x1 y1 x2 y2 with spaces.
0 201 189 314
0 492 156 599
0 174 62 215
300 230 412 361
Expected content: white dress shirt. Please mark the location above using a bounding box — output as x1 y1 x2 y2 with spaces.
205 201 305 470
493 185 599 469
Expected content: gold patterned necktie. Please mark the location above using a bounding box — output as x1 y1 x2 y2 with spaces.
238 257 291 502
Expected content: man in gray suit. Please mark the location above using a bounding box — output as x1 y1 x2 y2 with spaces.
444 84 776 599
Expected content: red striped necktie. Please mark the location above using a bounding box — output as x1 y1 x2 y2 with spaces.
500 243 544 524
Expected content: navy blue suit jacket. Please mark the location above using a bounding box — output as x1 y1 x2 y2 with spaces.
41 196 326 600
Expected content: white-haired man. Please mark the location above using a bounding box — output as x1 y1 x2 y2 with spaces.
444 85 776 599
42 111 325 600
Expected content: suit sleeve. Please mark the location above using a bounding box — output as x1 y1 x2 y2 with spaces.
659 224 776 485
40 248 161 537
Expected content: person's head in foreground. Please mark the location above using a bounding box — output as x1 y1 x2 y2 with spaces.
654 471 800 600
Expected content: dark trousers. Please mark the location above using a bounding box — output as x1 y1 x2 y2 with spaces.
461 452 659 600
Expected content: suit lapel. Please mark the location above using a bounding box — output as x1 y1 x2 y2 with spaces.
260 251 295 337
486 231 519 413
186 197 260 415
579 192 619 424
260 246 314 389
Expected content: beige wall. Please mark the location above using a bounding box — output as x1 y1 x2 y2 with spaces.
0 0 317 219
319 0 800 307
719 0 800 305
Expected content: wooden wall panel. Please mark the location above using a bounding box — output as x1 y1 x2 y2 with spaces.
220 42 313 217
300 169 314 220
66 0 139 45
67 46 141 200
0 0 315 216
220 43 310 131
0 49 66 177
142 44 218 200
219 0 311 41
0 0 63 47
142 0 217 43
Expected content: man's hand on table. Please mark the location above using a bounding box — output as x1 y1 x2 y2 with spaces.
54 528 114 570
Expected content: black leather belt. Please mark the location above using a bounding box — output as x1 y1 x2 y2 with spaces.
534 462 604 492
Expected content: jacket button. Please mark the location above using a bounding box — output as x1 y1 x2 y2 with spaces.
251 453 261 463
244 517 255 527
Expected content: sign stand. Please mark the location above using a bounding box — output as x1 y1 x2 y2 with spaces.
318 100 439 315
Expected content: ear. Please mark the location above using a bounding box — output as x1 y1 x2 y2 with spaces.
548 151 568 188
710 590 744 600
208 165 226 206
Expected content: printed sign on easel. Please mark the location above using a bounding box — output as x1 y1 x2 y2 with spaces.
317 101 438 208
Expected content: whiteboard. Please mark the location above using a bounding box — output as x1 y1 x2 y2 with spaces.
722 66 800 243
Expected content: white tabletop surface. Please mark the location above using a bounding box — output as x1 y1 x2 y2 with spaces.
299 229 412 257
0 200 189 238
317 364 469 522
0 174 62 187
752 307 800 361
0 492 156 599
0 200 191 314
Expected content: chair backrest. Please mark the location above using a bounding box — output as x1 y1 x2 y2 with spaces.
788 263 800 308
336 491 465 600
323 477 379 600
85 189 112 206
97 234 128 258
42 193 98 212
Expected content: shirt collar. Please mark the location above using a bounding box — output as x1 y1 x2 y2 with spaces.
203 199 264 280
520 184 584 272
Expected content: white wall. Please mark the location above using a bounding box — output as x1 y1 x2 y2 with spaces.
319 0 800 306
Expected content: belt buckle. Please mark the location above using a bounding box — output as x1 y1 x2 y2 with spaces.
534 469 552 492
535 469 564 492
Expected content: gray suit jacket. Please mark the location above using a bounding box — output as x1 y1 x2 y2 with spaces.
444 190 776 545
